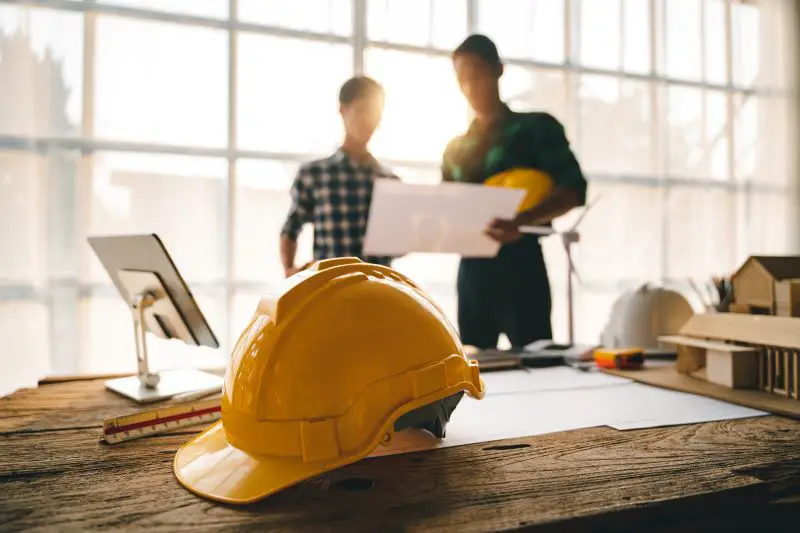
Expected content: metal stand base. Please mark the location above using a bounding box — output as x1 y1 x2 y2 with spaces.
109 270 223 404
106 368 223 404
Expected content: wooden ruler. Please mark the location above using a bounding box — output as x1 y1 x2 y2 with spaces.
102 398 222 444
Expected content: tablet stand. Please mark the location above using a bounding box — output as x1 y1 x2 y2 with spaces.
104 270 223 403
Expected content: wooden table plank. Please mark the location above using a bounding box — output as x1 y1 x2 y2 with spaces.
0 373 223 434
2 379 800 532
1 415 799 531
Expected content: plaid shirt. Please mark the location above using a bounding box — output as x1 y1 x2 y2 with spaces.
281 149 397 266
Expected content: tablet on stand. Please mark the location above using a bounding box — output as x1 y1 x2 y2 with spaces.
88 234 223 403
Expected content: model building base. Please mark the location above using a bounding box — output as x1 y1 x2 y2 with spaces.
658 312 800 403
602 362 800 419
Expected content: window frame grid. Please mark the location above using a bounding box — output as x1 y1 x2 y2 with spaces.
0 0 789 361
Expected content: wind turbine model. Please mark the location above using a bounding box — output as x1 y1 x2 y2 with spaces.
518 198 599 345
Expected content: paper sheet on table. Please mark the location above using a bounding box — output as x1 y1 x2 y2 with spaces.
369 369 768 458
480 367 632 394
606 386 767 430
362 180 525 257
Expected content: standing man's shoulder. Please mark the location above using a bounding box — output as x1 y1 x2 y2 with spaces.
441 133 472 182
511 111 570 142
443 133 470 162
371 159 400 181
297 153 342 178
510 109 586 203
377 170 401 182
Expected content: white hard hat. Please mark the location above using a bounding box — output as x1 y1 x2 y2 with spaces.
601 283 701 349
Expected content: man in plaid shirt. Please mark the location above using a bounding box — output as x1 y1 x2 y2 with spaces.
280 76 397 277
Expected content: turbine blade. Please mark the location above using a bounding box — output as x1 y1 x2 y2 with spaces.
570 194 601 231
566 249 583 285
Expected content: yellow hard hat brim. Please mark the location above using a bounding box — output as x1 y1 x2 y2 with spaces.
174 420 358 504
174 374 486 504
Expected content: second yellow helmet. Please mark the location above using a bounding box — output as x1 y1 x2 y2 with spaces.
484 168 554 212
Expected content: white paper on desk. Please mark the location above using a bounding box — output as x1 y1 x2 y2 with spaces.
368 369 768 458
369 391 606 458
481 367 632 395
362 180 525 257
606 386 767 430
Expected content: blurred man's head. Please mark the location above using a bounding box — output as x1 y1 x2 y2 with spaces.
339 76 385 146
452 34 503 117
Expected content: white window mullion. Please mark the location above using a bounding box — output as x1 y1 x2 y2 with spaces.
652 0 669 280
225 0 238 356
353 0 366 75
77 7 97 283
467 0 477 34
74 8 98 369
566 0 580 151
700 0 709 176
619 0 626 72
649 0 661 177
725 0 746 257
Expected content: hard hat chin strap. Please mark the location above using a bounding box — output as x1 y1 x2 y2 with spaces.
392 391 465 439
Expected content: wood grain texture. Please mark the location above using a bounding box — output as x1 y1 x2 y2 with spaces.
0 371 223 434
604 364 800 418
2 380 800 532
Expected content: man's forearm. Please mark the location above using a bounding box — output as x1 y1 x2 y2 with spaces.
279 235 297 272
514 187 583 227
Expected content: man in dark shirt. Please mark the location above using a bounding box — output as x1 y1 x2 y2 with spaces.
443 34 588 349
280 76 396 277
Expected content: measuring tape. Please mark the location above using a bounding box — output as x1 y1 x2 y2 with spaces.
102 398 222 444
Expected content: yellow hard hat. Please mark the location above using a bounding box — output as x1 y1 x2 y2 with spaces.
484 168 554 212
174 257 485 504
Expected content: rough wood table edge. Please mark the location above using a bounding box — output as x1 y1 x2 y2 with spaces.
2 376 800 532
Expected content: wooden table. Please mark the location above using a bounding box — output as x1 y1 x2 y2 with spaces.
2 377 800 532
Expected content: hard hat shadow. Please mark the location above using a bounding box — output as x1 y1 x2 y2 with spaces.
234 429 487 518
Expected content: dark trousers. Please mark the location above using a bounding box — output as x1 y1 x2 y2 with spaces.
457 235 552 349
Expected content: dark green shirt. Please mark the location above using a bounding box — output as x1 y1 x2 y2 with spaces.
442 105 587 206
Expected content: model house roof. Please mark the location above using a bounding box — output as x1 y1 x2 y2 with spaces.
739 256 800 281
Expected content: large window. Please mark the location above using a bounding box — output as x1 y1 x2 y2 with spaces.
477 0 565 64
237 35 352 154
1 0 796 375
365 48 467 162
94 17 229 147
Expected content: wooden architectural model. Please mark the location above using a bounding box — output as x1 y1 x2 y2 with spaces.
729 255 800 317
659 313 800 401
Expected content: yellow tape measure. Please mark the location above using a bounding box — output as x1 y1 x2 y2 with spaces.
102 398 221 444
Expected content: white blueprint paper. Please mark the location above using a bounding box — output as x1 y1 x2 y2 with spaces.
362 180 525 257
369 368 767 458
480 367 632 394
